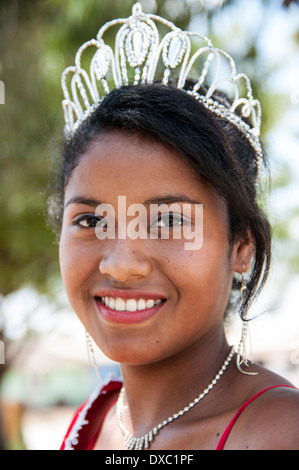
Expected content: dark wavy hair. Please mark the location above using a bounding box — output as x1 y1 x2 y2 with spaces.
48 82 271 319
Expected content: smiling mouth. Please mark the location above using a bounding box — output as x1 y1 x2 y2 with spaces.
97 296 165 313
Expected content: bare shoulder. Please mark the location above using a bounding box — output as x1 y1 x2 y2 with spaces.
228 367 299 450
247 384 299 450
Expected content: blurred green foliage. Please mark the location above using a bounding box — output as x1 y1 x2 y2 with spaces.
0 0 298 297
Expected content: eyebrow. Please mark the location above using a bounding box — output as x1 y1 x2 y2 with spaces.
64 196 102 208
64 194 203 208
143 195 203 206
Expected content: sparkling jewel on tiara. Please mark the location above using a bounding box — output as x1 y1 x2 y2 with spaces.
61 2 263 182
116 347 235 450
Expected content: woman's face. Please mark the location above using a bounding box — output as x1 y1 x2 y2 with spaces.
59 131 249 364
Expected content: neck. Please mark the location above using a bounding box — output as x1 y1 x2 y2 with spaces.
119 328 231 437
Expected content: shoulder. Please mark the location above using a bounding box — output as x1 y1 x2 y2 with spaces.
231 381 299 450
222 360 299 450
247 385 299 450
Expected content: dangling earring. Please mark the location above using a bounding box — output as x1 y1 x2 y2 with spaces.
236 264 257 376
85 330 102 386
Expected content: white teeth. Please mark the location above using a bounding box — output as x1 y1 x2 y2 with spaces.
137 299 146 310
100 296 163 312
146 299 155 309
115 297 125 311
126 299 137 312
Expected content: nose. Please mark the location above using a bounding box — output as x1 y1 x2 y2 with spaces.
99 240 152 283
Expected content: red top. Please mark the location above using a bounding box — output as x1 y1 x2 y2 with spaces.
60 380 295 450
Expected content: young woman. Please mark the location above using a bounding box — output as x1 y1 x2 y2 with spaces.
50 4 299 450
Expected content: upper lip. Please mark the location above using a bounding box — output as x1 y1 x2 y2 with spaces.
93 289 167 301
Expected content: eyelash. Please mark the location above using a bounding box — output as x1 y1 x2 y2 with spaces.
71 212 190 232
152 213 185 228
72 214 104 228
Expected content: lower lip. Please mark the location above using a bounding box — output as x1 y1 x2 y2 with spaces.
94 298 165 324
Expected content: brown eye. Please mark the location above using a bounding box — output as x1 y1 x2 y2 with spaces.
152 212 184 228
73 215 106 229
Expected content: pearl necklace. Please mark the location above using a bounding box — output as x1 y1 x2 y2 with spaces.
116 347 234 450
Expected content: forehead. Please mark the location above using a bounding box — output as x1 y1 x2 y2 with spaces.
82 130 189 169
65 130 227 216
67 131 196 192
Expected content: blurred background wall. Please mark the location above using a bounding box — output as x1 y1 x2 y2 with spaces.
0 0 298 450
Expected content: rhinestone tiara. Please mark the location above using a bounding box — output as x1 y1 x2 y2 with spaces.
61 2 263 181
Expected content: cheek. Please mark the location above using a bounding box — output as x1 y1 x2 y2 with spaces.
171 239 233 315
59 230 96 308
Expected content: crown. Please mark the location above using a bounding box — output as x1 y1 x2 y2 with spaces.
61 2 263 181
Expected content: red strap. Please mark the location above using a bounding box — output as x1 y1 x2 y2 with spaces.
216 385 295 450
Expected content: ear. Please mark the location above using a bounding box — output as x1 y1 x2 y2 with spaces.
231 230 255 273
